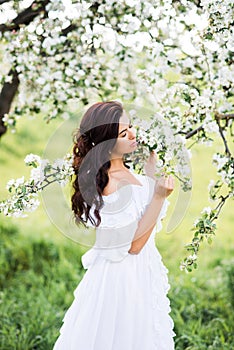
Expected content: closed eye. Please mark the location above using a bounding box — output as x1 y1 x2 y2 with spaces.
121 124 133 137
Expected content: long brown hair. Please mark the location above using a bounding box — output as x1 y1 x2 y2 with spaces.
71 101 129 227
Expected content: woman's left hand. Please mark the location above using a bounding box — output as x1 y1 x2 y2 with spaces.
144 150 157 179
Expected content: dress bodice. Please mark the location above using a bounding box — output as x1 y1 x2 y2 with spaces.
81 172 170 269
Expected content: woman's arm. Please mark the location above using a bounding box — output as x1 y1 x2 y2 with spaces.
128 175 174 254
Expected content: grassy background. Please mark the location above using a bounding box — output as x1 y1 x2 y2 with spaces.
0 113 233 350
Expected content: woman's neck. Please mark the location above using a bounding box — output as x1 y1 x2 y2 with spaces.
109 157 127 172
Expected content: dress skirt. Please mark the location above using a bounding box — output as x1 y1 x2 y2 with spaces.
53 235 175 350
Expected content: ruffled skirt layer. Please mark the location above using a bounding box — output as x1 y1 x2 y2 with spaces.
53 240 175 350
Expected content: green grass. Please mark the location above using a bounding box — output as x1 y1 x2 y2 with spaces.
0 113 234 349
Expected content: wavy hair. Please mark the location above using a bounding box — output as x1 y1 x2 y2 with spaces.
71 101 130 227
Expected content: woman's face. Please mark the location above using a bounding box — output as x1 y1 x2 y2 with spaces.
110 111 138 157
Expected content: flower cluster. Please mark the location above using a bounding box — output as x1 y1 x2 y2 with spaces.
126 114 192 192
212 153 234 194
180 207 217 272
0 153 74 217
0 175 40 218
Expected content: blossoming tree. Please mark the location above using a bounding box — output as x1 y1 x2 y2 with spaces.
0 0 233 272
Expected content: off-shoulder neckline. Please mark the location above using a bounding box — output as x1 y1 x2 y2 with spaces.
102 171 144 198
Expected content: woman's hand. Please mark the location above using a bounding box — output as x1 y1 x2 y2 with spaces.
153 174 175 199
144 150 157 179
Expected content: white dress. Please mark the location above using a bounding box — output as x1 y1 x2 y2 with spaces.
53 172 176 350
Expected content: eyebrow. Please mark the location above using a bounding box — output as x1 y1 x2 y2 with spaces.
118 120 131 135
118 128 128 135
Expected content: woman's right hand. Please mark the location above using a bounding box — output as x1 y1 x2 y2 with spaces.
153 174 175 199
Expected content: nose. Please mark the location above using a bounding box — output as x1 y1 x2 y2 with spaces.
128 127 136 140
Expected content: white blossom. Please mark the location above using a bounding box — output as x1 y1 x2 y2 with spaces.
208 179 215 192
201 207 212 215
24 153 41 165
203 120 219 134
212 153 229 170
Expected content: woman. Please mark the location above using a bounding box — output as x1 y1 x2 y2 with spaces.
53 101 176 349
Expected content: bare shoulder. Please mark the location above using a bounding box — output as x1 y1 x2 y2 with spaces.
102 169 142 196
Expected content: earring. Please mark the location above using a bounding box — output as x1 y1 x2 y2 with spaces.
108 150 111 155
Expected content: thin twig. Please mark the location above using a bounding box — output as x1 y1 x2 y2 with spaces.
214 194 230 218
185 125 204 139
0 0 50 33
214 114 232 156
215 112 234 120
39 178 62 191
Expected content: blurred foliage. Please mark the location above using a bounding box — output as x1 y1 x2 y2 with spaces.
0 220 85 350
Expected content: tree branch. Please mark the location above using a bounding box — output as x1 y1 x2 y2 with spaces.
176 125 204 139
214 194 230 218
61 23 77 36
0 69 19 137
214 113 232 156
178 112 234 140
185 125 204 139
0 0 50 33
215 112 234 120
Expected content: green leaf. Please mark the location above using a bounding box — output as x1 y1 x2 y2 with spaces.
207 237 213 245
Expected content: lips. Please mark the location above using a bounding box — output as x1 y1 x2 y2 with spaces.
130 141 138 147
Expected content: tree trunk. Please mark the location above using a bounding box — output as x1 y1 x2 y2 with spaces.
0 69 19 137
